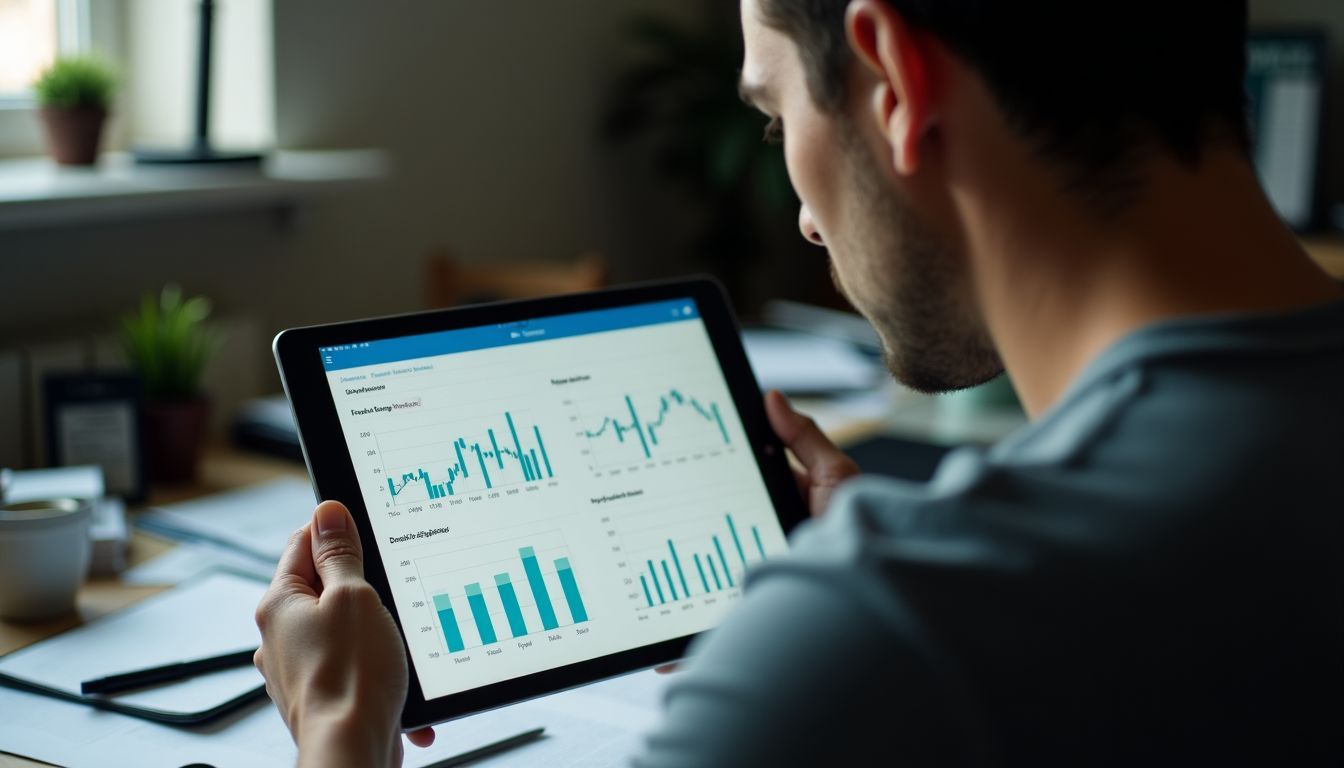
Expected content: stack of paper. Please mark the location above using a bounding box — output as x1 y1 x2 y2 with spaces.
741 329 882 395
129 478 317 584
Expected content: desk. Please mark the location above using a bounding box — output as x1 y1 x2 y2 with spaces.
0 446 306 768
0 395 1017 768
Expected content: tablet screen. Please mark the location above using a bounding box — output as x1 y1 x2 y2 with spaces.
318 298 787 700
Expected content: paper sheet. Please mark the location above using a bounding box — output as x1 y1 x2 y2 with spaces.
135 478 316 561
0 666 673 768
123 539 279 585
742 329 881 394
0 570 267 719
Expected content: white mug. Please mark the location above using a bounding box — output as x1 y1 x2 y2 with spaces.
0 498 92 621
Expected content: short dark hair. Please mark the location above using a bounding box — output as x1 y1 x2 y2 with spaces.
758 0 1251 211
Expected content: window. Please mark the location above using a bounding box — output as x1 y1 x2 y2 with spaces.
0 0 86 103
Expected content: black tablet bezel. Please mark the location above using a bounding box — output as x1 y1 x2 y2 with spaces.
273 278 808 728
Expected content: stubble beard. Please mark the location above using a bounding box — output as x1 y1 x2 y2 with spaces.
829 129 1004 394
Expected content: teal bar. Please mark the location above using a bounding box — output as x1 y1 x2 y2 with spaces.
454 440 468 478
713 536 735 587
488 428 504 469
727 514 747 568
625 395 652 458
464 583 497 645
529 449 541 482
506 412 531 481
668 540 690 597
473 444 493 489
647 560 665 603
533 425 553 478
712 403 729 443
707 555 723 590
554 557 589 623
752 525 766 560
694 553 709 593
520 547 559 629
661 560 679 601
494 573 528 637
640 574 654 607
433 594 465 652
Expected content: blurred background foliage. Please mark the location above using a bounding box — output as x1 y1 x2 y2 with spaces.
604 8 804 306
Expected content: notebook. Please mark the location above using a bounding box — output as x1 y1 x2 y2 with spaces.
0 570 267 724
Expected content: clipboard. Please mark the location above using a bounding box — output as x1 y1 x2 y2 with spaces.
0 569 269 725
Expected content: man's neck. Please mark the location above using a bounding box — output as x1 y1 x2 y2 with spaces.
966 146 1343 419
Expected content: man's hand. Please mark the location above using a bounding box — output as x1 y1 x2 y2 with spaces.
764 390 860 517
254 501 435 768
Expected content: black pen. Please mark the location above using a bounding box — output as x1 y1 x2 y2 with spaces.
422 727 546 768
80 648 258 696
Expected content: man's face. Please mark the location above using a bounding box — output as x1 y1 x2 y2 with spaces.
739 0 1002 393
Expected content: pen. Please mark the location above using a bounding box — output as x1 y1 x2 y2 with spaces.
80 647 258 696
422 727 546 768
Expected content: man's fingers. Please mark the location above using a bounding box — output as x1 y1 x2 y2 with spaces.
309 501 366 591
270 524 318 595
406 727 436 748
764 390 859 484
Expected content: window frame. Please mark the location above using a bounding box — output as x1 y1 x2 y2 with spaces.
0 0 112 158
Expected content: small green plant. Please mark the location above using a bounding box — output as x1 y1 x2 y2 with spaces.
32 55 116 110
121 285 220 401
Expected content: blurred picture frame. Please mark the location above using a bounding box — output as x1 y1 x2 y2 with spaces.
1246 29 1328 232
44 374 147 502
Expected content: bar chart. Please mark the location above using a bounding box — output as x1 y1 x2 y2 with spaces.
381 411 555 502
636 513 769 609
426 543 590 653
579 387 732 469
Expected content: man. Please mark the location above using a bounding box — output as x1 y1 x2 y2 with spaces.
254 0 1344 764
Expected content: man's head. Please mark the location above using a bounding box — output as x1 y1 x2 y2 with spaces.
739 0 1250 393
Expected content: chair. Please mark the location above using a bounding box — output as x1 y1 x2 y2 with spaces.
424 249 608 309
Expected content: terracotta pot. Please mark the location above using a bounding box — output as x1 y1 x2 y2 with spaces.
144 398 211 484
38 106 108 166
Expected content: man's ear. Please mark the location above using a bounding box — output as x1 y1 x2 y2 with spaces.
845 0 935 177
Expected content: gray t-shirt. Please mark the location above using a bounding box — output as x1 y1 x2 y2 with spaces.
634 301 1344 766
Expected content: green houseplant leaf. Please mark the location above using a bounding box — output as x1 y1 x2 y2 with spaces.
120 285 221 401
32 56 117 110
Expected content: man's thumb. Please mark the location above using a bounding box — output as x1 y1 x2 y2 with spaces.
310 500 364 589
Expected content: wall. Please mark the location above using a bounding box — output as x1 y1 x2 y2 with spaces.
0 1 710 377
269 0 712 301
5 1 1340 401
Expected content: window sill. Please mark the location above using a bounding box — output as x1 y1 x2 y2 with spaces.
0 148 390 231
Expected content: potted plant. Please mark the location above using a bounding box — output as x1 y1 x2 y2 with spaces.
121 285 220 484
33 55 116 166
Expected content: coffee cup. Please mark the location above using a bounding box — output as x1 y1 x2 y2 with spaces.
0 498 92 621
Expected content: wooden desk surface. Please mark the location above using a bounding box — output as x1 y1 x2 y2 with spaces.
0 418 898 767
0 445 306 768
1305 236 1344 280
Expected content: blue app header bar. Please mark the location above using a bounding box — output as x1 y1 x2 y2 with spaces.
320 298 701 371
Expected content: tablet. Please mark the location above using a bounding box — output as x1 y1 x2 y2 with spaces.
273 278 808 728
